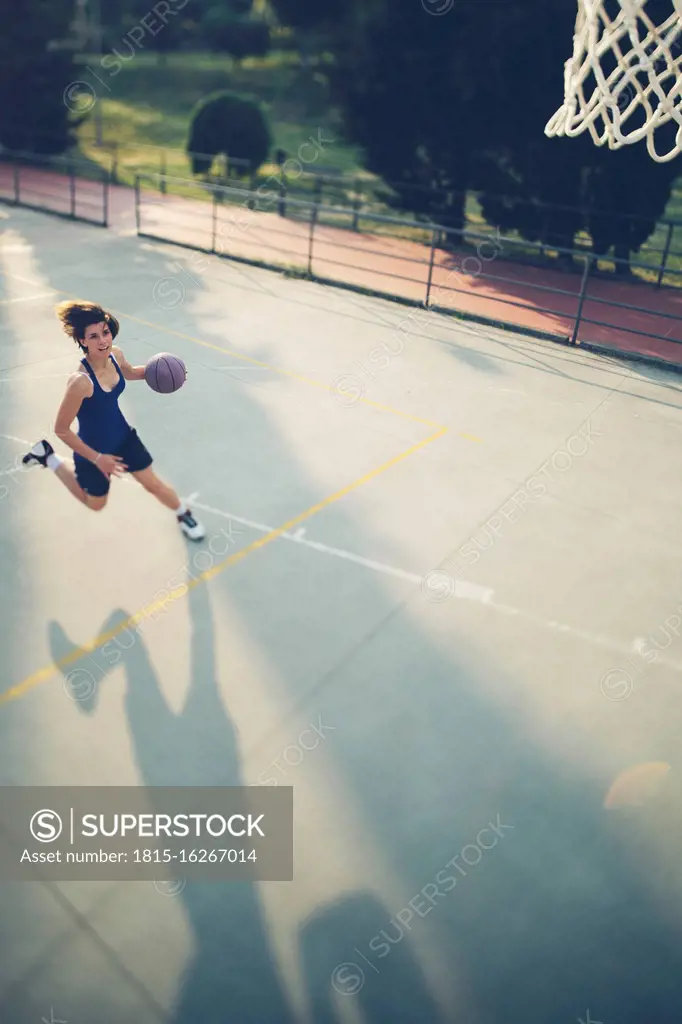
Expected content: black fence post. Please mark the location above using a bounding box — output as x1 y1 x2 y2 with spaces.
656 222 674 289
103 172 109 228
425 228 438 306
69 159 76 218
245 163 257 211
134 174 141 234
160 150 166 195
312 175 322 216
571 253 594 345
308 200 318 278
351 179 361 231
539 209 549 259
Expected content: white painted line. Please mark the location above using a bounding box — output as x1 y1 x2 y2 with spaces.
192 498 655 658
489 601 632 654
2 462 673 665
191 499 484 593
193 501 290 538
455 579 493 602
288 534 424 584
485 609 682 669
0 291 55 306
0 372 71 383
0 433 30 446
9 274 49 288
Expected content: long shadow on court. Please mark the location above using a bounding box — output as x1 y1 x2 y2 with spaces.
46 586 453 1024
53 580 296 1024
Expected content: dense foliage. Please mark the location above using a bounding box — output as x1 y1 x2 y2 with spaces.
187 90 272 172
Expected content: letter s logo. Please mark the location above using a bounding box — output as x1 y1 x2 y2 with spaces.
30 809 63 842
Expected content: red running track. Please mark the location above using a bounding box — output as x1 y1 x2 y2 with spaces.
4 161 682 369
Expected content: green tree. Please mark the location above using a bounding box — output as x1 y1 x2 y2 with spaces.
0 0 80 153
275 0 681 263
101 0 201 62
187 90 272 173
200 6 270 60
268 0 345 66
269 0 344 31
325 0 587 238
586 145 681 273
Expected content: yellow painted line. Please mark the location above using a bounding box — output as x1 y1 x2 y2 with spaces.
0 426 447 708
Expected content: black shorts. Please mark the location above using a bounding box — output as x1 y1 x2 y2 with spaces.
75 428 153 497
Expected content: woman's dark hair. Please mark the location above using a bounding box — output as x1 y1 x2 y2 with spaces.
54 300 120 350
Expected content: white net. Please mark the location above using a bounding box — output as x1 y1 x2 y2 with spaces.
546 0 682 162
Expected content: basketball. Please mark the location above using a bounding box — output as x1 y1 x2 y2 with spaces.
145 353 186 394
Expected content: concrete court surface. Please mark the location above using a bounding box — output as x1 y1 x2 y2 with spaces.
1 203 682 1023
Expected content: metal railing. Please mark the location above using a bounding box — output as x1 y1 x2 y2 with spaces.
134 172 682 366
103 141 681 290
8 135 682 288
0 148 109 226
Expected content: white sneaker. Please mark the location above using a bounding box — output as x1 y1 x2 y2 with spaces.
22 438 54 468
177 508 205 541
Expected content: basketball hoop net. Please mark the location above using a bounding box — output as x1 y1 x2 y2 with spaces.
546 0 682 162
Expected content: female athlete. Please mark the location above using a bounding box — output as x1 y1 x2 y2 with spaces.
23 300 205 541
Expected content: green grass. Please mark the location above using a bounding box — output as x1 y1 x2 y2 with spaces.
73 49 364 185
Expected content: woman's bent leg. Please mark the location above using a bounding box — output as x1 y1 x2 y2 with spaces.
54 463 107 510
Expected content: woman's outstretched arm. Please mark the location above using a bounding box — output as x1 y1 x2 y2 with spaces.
112 345 146 381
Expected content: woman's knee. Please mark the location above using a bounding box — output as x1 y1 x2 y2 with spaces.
87 495 108 512
138 471 164 494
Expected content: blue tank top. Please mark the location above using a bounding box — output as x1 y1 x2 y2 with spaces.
76 355 131 453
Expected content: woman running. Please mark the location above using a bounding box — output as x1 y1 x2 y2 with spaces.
23 300 205 541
